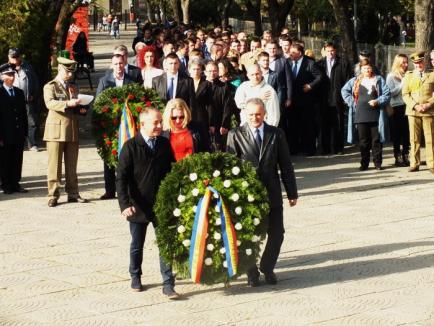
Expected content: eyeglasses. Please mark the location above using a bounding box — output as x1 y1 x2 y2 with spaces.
171 115 185 121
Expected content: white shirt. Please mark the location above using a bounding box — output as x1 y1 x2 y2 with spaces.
269 58 276 72
248 123 264 141
3 84 14 95
326 57 335 78
235 79 280 127
166 72 179 100
292 57 303 77
114 73 124 87
142 67 164 88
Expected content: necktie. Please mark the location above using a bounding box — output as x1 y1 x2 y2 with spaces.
254 128 262 152
148 138 156 151
167 77 174 100
8 88 14 97
292 61 298 78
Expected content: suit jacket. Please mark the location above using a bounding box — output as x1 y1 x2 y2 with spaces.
43 79 80 142
103 65 143 85
264 70 279 94
0 86 27 145
226 123 298 207
191 77 213 128
208 79 236 129
402 69 434 117
316 56 352 109
290 56 323 108
96 72 136 96
271 56 292 103
116 133 175 223
152 72 194 107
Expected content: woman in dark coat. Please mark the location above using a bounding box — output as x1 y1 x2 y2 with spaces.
72 32 95 72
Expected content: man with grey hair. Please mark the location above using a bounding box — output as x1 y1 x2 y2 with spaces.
116 107 179 299
235 64 280 126
226 97 298 287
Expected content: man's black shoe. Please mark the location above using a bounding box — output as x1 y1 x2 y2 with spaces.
68 196 89 203
264 272 277 285
48 198 58 207
131 277 143 292
247 276 261 287
13 185 28 193
3 189 13 194
100 193 116 200
163 287 180 299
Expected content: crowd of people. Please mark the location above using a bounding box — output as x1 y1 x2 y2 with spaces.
1 21 434 298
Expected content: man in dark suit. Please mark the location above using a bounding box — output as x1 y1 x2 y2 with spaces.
0 64 28 194
288 43 323 155
116 107 179 299
316 42 352 154
96 54 135 200
113 45 144 84
205 61 236 149
257 51 279 94
226 98 298 286
152 52 194 107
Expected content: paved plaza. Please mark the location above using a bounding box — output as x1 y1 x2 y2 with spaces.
1 28 434 326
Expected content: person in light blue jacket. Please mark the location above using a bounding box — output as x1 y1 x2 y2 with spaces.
342 59 391 170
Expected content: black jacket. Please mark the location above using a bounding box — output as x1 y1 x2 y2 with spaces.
226 123 298 207
116 133 175 223
190 77 213 128
290 56 323 107
0 86 27 145
96 72 136 96
152 73 194 108
271 56 293 103
316 56 352 109
103 64 143 85
208 79 236 130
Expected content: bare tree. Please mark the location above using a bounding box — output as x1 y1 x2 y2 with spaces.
180 0 190 25
219 0 233 28
266 0 294 36
328 0 357 64
415 0 434 52
170 0 181 23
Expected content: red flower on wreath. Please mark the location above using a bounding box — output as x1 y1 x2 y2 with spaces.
102 106 109 113
136 106 143 113
105 139 112 145
111 98 118 104
140 97 146 102
112 149 118 156
102 133 108 138
112 118 119 126
128 94 135 100
146 101 152 107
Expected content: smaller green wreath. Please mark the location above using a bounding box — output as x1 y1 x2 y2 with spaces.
155 152 270 285
92 84 165 168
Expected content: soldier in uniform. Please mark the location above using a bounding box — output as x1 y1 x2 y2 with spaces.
0 63 28 194
43 57 88 207
402 51 434 173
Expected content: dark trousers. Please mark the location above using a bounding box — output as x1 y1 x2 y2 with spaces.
320 105 345 154
129 221 174 290
390 105 409 155
287 105 316 155
103 163 116 195
0 143 24 191
248 206 284 277
357 122 382 167
27 104 39 147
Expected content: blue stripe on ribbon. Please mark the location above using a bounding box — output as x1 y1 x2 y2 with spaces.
189 195 205 277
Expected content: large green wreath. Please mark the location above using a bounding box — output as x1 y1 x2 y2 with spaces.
92 84 165 168
155 152 270 285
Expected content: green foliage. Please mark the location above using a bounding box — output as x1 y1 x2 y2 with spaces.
155 152 270 285
92 84 165 168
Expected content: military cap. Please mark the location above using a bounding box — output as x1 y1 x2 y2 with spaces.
57 57 77 72
0 63 16 75
409 51 425 63
8 48 20 58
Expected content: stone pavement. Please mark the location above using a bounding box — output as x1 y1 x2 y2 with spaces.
1 27 434 326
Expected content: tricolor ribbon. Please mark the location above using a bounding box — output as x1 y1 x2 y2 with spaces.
189 186 239 283
117 100 137 157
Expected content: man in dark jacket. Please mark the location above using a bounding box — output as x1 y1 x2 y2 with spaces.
116 107 179 299
226 98 298 286
0 64 28 194
316 42 352 154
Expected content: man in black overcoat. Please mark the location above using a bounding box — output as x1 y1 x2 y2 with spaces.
226 98 298 286
116 107 180 299
0 64 28 194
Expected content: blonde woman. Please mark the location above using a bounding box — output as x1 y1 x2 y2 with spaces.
386 54 410 166
162 99 209 161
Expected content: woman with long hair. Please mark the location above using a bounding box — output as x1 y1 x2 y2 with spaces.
72 32 95 72
136 45 163 88
386 54 410 166
162 99 209 161
342 59 391 171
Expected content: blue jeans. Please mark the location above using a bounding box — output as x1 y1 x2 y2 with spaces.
129 221 174 290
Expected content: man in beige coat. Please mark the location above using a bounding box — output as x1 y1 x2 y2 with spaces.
43 57 88 207
402 51 434 173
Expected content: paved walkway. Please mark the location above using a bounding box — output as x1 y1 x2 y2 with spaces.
1 27 434 326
